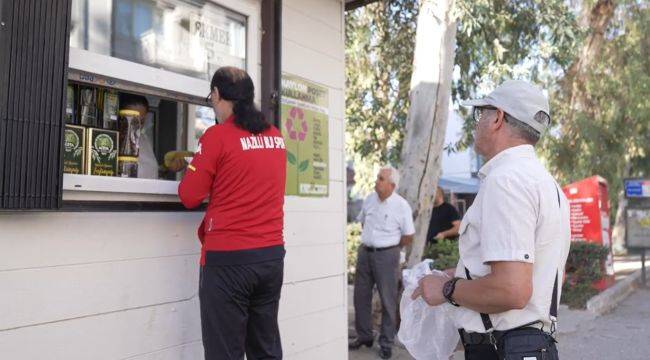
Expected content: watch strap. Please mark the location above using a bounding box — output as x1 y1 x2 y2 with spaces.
443 277 461 307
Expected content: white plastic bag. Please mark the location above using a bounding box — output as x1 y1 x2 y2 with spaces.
398 260 460 360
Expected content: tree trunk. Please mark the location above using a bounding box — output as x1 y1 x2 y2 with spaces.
561 0 617 125
398 0 457 267
612 160 631 255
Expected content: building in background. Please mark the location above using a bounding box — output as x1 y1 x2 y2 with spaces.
438 109 480 217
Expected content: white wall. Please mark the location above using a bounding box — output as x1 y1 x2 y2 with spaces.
0 0 347 359
281 0 347 358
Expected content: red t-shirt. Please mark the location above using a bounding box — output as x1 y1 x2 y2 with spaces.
178 115 286 265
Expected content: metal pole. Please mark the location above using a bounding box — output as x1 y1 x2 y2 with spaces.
642 250 647 288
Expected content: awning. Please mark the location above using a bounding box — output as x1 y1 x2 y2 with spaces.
438 176 480 194
345 0 380 11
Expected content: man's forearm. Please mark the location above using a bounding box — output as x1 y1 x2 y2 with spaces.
439 229 456 238
400 235 414 247
453 274 527 314
441 225 460 238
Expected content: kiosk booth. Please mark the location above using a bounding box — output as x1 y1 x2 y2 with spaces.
0 1 347 358
563 176 616 291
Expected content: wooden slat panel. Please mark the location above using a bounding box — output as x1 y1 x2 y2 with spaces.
330 117 344 150
284 180 345 213
330 147 344 182
122 341 204 360
0 261 344 333
0 255 198 331
280 306 348 357
284 211 345 247
282 40 344 91
283 5 343 61
0 298 201 360
285 337 348 360
329 88 344 121
284 243 345 283
279 275 345 321
0 212 202 271
0 209 348 272
0 296 348 360
284 0 344 32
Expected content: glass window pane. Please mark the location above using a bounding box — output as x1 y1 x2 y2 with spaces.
186 105 215 152
71 0 247 82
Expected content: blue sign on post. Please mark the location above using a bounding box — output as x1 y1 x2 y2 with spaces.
625 179 650 198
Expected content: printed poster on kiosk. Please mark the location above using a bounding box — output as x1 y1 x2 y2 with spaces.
280 74 329 197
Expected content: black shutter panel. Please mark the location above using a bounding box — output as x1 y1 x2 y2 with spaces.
0 0 71 210
261 0 282 128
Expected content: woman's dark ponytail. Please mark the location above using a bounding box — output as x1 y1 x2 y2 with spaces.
210 67 270 134
232 98 268 134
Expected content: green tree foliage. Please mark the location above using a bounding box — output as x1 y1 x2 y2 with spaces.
542 1 650 206
346 0 581 193
345 1 418 196
452 0 581 150
453 0 579 100
423 239 460 270
346 222 362 283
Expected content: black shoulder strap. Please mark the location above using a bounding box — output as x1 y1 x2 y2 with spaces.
550 185 561 322
550 270 559 320
465 267 494 332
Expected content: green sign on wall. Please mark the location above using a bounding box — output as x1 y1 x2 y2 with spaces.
281 74 329 197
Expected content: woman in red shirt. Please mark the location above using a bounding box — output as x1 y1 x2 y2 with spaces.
179 67 286 360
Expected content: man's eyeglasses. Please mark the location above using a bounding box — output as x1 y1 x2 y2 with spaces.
205 92 212 105
472 106 497 123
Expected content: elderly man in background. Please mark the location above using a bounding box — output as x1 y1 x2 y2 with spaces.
349 166 415 359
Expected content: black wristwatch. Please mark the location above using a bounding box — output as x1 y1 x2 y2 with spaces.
443 277 462 307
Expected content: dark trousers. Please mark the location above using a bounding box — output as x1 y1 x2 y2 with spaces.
353 245 400 348
199 259 284 360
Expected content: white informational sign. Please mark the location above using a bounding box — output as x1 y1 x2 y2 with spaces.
627 208 650 248
625 179 650 198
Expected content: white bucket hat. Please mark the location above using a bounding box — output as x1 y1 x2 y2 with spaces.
460 80 551 134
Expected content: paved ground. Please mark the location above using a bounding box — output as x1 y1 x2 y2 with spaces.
348 254 647 360
613 254 645 281
347 345 429 360
556 287 650 360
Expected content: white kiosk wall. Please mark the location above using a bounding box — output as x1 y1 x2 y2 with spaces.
0 0 347 359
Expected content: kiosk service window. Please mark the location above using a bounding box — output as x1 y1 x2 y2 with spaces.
62 0 258 199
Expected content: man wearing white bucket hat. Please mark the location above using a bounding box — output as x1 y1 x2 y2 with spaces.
412 80 571 359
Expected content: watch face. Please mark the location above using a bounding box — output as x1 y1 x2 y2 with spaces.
443 280 453 298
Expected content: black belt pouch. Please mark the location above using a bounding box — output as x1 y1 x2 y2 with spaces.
498 328 559 360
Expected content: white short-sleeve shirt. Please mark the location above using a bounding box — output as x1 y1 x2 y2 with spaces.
358 192 415 248
447 145 571 332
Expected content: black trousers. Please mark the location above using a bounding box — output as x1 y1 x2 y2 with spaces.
199 259 284 360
